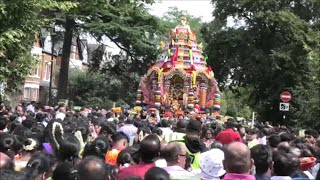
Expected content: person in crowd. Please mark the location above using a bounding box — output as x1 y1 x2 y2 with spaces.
210 141 223 150
117 144 140 169
144 167 171 180
305 129 319 146
246 128 259 148
0 152 14 170
23 152 55 180
164 118 188 142
158 119 173 138
174 119 206 171
251 144 273 180
222 142 255 180
271 151 299 180
14 138 40 171
52 161 77 180
105 132 129 165
197 148 226 180
215 119 242 145
117 134 161 180
83 136 110 159
201 126 215 148
161 142 194 178
15 105 26 123
118 118 138 140
78 156 109 180
268 134 281 151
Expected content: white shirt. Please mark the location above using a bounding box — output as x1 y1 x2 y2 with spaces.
271 176 291 180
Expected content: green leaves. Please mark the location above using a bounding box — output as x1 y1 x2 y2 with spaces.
204 0 320 125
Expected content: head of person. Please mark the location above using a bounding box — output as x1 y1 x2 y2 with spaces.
161 142 187 168
144 167 170 180
199 148 226 179
77 156 108 180
24 152 55 180
117 145 140 167
0 152 14 170
58 135 80 162
186 120 202 138
99 122 116 141
210 141 223 150
272 151 299 176
52 161 77 180
159 119 170 128
0 169 26 180
139 134 161 163
83 136 110 159
268 134 281 149
238 125 246 137
201 127 214 140
250 145 273 176
111 132 129 151
15 105 24 117
175 119 189 133
223 142 253 174
225 119 236 129
246 128 258 141
305 129 319 144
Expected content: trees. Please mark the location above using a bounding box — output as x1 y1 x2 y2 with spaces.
0 0 74 98
202 0 320 125
55 0 160 100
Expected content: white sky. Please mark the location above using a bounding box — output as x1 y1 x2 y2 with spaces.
148 0 214 22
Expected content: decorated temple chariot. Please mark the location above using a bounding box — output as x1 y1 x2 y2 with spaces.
136 17 221 116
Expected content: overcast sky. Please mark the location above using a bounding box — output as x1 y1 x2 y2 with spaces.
148 0 214 22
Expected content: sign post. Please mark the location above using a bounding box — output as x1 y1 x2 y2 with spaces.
280 91 291 112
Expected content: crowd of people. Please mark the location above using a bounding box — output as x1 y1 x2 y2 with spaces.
0 101 320 180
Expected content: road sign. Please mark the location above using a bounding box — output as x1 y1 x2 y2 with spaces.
280 102 290 111
280 91 292 102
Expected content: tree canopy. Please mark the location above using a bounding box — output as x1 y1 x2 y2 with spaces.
0 0 74 96
202 0 320 126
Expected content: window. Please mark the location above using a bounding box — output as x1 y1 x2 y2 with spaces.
44 62 51 81
24 88 31 101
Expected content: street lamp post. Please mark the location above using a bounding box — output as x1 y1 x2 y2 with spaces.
48 28 55 106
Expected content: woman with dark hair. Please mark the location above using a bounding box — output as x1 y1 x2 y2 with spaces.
23 152 55 180
83 136 110 159
0 132 16 159
14 138 40 171
200 127 214 148
52 161 77 180
116 145 140 169
58 135 81 164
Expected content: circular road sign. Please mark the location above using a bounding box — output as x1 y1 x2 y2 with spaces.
280 91 292 102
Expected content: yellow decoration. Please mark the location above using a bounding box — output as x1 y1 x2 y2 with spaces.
158 68 164 82
192 71 197 85
160 41 165 50
134 106 142 112
112 107 122 113
189 50 193 59
172 39 175 46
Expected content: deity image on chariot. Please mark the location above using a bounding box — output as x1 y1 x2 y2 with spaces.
135 17 221 117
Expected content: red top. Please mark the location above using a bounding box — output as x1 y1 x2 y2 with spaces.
215 129 242 145
117 162 155 180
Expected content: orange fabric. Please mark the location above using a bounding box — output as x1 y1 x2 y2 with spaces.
105 149 120 165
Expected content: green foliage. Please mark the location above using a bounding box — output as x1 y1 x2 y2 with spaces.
0 0 76 92
220 87 253 120
203 0 320 126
